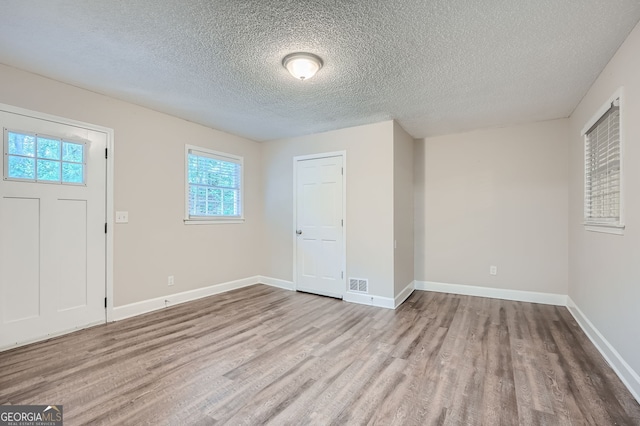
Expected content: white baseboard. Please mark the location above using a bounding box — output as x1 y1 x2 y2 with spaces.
112 276 297 321
112 276 261 321
567 297 640 403
411 280 639 402
258 276 294 291
262 277 404 310
394 281 415 308
342 281 414 310
343 291 395 309
414 280 567 306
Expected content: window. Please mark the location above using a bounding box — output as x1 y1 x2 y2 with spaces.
4 129 86 185
185 145 243 223
582 91 623 234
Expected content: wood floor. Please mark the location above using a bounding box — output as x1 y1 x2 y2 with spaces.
1 285 639 425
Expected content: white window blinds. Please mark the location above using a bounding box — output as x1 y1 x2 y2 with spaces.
584 100 620 225
186 146 243 220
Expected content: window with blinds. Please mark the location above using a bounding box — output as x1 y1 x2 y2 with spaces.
584 97 622 229
185 145 243 221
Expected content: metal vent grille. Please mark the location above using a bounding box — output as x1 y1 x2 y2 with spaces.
349 278 368 293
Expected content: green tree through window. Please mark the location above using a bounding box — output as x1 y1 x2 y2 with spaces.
186 147 242 219
5 130 85 184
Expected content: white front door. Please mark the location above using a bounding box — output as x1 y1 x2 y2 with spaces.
0 110 107 349
295 155 344 299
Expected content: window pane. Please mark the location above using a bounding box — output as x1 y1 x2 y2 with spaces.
37 159 61 181
188 154 199 184
189 185 196 214
210 189 222 215
62 162 84 183
8 155 35 179
187 149 242 218
37 137 61 160
62 142 84 163
8 132 35 157
190 154 239 188
202 157 219 186
223 189 237 215
196 186 208 215
216 161 238 188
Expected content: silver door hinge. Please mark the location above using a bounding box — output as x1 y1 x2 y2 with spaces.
341 167 343 175
341 271 344 279
341 219 344 227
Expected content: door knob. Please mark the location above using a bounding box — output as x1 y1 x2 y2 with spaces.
296 230 302 235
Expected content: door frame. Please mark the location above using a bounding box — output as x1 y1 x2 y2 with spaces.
0 102 115 323
292 151 347 297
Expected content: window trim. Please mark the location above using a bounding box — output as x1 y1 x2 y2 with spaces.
581 87 625 235
184 144 244 225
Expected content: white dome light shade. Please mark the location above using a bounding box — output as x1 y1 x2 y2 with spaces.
283 52 323 81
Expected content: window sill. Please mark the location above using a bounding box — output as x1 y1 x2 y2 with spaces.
184 218 245 225
584 223 625 235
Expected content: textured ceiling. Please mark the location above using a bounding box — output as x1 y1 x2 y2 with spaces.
1 1 639 141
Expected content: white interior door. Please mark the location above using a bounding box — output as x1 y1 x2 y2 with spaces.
295 155 344 298
0 110 106 349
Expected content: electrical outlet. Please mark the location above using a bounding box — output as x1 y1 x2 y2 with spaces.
489 266 497 276
168 275 174 286
115 211 129 223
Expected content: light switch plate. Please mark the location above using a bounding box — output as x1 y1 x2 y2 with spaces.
115 211 129 223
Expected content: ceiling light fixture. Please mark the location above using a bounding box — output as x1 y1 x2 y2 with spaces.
282 52 323 81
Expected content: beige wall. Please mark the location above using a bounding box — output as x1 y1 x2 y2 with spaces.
0 64 263 306
415 119 569 295
568 21 640 376
393 122 415 296
261 121 396 298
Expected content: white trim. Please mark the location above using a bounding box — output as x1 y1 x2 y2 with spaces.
567 297 640 403
258 276 294 291
111 276 295 322
184 219 245 225
292 151 347 296
0 102 115 324
343 291 395 309
105 128 115 323
394 281 415 308
414 281 567 306
403 279 640 402
584 224 625 235
293 151 347 162
112 276 260 321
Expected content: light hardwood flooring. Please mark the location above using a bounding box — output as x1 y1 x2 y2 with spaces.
1 285 639 425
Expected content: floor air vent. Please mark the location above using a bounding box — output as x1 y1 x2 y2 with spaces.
349 278 368 293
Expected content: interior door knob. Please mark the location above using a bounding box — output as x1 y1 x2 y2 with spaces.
296 230 302 235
